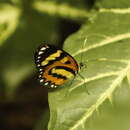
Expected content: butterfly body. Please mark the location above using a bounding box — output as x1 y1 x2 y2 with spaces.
34 44 79 88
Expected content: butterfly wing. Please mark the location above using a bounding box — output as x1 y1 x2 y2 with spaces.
35 44 78 88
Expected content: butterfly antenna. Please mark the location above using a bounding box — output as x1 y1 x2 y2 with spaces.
80 38 87 64
64 76 76 97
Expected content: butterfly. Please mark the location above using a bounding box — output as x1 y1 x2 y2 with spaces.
34 44 79 88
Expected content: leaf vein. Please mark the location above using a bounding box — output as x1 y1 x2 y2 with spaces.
100 8 130 14
69 63 130 130
73 33 130 56
69 71 119 92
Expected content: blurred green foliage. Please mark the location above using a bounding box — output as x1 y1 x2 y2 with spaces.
0 1 60 98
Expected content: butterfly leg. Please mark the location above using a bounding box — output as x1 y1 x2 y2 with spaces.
78 73 90 95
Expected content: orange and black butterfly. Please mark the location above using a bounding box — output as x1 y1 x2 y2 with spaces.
34 44 79 88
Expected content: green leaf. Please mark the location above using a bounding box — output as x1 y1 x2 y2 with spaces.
96 0 130 8
127 67 130 86
85 78 130 130
33 1 90 21
48 8 130 130
0 4 20 46
0 7 59 98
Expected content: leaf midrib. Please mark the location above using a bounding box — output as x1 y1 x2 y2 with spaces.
68 62 130 130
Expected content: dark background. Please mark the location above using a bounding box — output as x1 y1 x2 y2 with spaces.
0 0 94 129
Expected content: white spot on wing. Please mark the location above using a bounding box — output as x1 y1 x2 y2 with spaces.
39 75 42 78
51 84 54 88
38 51 44 55
40 71 43 74
39 68 43 71
37 64 41 67
36 60 40 62
44 82 48 85
40 79 44 83
54 85 57 88
45 45 49 48
40 47 46 51
37 56 41 59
